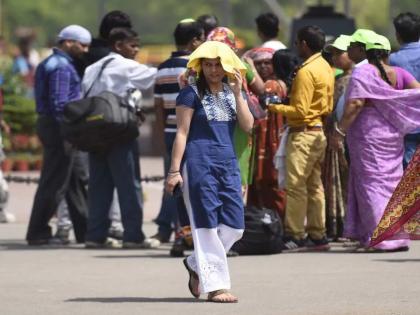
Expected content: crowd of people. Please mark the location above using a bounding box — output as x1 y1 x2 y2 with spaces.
0 9 419 303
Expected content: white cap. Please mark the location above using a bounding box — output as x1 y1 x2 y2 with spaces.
58 25 92 45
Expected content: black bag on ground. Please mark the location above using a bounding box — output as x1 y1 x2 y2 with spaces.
60 57 140 153
231 206 283 255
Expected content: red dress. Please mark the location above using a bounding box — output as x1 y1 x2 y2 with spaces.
247 80 286 217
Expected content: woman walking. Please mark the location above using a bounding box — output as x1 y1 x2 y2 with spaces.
166 41 253 302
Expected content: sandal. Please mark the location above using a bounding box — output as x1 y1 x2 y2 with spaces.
207 289 239 303
183 258 200 298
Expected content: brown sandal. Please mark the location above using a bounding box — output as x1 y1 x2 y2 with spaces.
207 289 238 303
183 258 200 298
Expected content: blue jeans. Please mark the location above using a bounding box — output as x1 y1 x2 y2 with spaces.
154 132 189 237
403 133 420 169
87 140 144 243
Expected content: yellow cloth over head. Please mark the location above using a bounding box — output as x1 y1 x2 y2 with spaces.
187 41 247 77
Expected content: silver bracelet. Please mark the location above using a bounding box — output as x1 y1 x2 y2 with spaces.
334 122 346 137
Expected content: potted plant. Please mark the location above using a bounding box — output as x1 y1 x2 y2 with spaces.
11 153 33 172
31 156 43 171
1 158 13 172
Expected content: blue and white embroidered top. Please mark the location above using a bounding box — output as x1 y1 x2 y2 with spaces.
176 83 237 160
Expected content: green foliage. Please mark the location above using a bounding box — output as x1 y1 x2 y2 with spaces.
1 67 27 96
3 95 36 134
1 0 419 47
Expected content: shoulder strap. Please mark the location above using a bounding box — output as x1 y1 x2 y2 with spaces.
84 57 115 98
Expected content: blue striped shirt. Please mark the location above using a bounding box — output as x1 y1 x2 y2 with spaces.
34 48 81 120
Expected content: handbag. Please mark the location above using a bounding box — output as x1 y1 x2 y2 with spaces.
60 57 140 153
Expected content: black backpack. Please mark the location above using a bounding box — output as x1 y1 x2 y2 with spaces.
231 206 283 255
60 58 140 153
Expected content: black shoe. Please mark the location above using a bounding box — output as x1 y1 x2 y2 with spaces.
85 238 121 249
27 237 69 246
282 236 306 252
27 239 50 246
170 238 185 257
150 232 171 243
54 228 70 245
305 236 330 251
108 227 124 240
227 250 239 257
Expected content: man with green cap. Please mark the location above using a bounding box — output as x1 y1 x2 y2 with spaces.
347 29 377 64
334 29 378 122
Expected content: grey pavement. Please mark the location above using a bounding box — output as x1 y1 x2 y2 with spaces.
1 157 420 315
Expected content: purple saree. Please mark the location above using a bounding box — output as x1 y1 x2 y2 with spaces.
344 64 420 250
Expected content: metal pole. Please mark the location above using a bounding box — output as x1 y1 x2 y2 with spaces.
98 0 106 27
263 0 292 43
0 0 3 36
344 0 351 17
221 0 231 27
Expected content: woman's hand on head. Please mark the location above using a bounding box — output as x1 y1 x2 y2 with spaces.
165 172 183 195
229 69 243 96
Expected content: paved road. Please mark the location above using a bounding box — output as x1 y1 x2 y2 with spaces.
1 157 419 315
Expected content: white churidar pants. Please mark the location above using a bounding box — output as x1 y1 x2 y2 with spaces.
182 163 244 293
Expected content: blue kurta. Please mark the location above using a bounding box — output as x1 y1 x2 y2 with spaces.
176 84 244 230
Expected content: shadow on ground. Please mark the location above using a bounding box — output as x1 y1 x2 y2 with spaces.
372 258 420 263
66 297 203 303
0 241 176 258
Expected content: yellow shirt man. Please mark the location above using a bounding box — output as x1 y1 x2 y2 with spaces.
268 39 335 249
269 52 334 127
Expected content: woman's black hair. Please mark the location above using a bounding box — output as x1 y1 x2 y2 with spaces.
272 49 300 89
196 70 209 99
366 49 392 86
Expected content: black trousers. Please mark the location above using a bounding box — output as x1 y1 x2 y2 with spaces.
26 116 88 243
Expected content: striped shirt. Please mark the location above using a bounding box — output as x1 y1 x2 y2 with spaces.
154 51 190 133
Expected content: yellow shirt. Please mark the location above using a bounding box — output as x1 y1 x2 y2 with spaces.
269 53 334 127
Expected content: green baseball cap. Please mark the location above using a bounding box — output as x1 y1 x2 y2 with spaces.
325 35 352 52
350 29 378 45
179 18 195 24
365 34 391 51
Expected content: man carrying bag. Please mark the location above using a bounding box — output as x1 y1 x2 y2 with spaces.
61 57 143 153
81 27 158 248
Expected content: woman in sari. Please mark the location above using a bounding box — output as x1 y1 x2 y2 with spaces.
331 34 420 252
370 147 420 247
322 35 354 240
243 47 286 216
